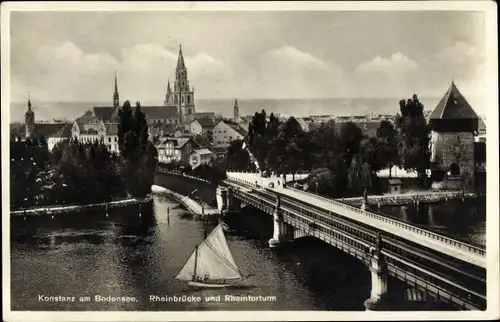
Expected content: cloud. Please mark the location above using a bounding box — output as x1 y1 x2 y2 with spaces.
356 52 418 73
353 43 486 101
13 42 119 102
12 42 234 102
11 40 488 110
354 52 420 97
256 46 351 98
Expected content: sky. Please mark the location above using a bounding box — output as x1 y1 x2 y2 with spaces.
10 10 488 103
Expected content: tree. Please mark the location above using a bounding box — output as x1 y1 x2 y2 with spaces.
117 100 158 198
338 122 364 168
375 120 400 178
281 117 305 180
347 155 373 195
308 120 339 169
226 139 252 171
247 110 268 169
265 113 282 172
395 94 431 186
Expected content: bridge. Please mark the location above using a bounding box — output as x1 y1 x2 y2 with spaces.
216 171 486 311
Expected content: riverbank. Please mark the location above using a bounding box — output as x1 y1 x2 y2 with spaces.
151 185 220 218
154 171 217 207
10 197 153 216
338 190 477 207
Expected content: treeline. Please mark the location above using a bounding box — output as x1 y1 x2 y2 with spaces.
10 100 158 210
226 94 430 198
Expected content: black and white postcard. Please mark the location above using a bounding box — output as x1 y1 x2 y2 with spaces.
2 1 499 321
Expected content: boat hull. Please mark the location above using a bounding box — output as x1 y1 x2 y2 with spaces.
188 281 231 288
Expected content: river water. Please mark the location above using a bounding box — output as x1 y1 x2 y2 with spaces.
10 194 483 311
377 198 486 247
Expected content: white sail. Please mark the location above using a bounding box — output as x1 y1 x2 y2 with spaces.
175 224 242 281
174 248 198 281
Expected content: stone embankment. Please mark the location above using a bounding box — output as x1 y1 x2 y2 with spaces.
10 197 152 216
151 185 219 217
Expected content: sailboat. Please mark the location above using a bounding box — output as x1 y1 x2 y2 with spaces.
175 223 243 288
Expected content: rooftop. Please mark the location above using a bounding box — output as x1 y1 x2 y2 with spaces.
193 148 212 155
194 118 217 129
429 82 479 120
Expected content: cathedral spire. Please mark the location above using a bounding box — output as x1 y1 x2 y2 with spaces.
176 44 186 70
25 94 35 139
233 98 239 120
27 93 32 112
113 71 120 108
167 79 171 94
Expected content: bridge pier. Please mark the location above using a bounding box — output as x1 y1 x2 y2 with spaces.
217 187 241 216
269 196 291 247
364 247 388 311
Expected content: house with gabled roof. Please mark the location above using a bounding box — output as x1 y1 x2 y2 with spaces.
212 119 248 147
189 148 213 169
189 118 216 137
156 137 200 163
47 123 73 151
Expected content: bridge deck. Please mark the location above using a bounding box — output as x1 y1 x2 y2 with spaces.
226 172 485 268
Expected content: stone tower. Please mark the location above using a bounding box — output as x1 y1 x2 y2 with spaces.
233 98 239 120
173 45 195 124
25 97 35 139
429 81 479 188
113 72 120 108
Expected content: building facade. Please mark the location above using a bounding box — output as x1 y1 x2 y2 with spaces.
157 137 200 163
212 120 248 147
189 149 213 169
189 118 216 137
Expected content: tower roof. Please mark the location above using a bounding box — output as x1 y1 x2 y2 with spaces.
429 82 478 120
234 98 238 107
176 45 186 70
25 97 34 114
114 72 118 94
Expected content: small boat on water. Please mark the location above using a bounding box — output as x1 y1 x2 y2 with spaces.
175 223 245 288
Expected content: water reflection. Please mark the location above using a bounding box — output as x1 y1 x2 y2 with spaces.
379 198 486 247
10 195 468 311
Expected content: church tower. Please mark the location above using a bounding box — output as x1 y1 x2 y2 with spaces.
233 98 239 120
113 72 120 108
164 79 172 105
173 45 195 124
25 97 35 139
429 81 479 189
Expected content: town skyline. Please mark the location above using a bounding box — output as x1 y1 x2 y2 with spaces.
11 10 487 104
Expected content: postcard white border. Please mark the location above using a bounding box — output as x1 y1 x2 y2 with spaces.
2 1 499 321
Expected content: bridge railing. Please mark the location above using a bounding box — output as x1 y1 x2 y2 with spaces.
224 176 485 257
283 186 485 256
157 169 212 185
